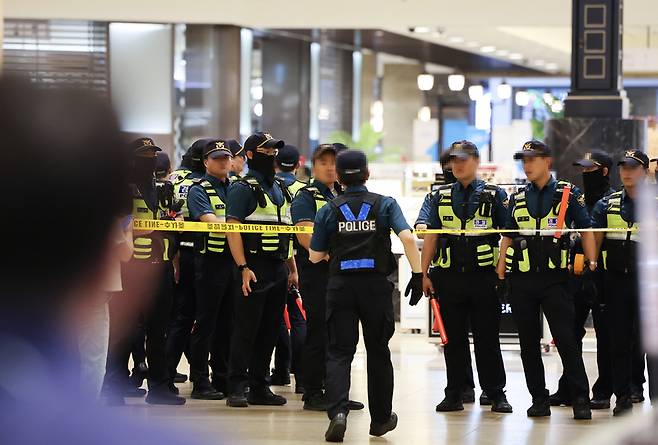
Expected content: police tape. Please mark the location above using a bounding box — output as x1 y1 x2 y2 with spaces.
133 219 638 235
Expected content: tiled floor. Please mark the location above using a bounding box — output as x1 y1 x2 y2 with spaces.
120 330 653 444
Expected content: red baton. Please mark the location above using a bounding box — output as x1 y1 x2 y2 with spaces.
295 297 307 321
283 306 291 330
430 298 448 345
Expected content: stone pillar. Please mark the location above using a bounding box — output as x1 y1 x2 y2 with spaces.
546 0 647 188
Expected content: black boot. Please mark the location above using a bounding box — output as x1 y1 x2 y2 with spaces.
613 397 633 416
589 397 610 410
191 384 224 400
369 412 398 437
490 393 513 413
145 390 186 405
479 392 491 406
527 398 551 417
435 397 464 412
462 387 475 404
549 390 571 407
304 392 328 411
325 413 347 442
174 372 188 383
247 387 287 406
347 400 365 411
226 392 248 408
572 397 592 420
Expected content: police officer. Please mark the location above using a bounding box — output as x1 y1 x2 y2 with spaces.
165 139 207 389
104 137 185 405
414 145 481 406
550 150 615 409
497 140 595 419
591 149 650 416
185 140 236 400
225 132 298 407
291 143 364 413
271 144 308 389
309 149 423 442
419 141 511 414
228 139 246 178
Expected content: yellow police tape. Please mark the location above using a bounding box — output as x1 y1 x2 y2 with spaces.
133 219 638 235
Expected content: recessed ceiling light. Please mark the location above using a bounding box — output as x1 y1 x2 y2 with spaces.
496 49 509 56
466 41 479 48
480 46 496 53
509 53 523 60
449 36 465 43
546 62 559 70
411 26 432 33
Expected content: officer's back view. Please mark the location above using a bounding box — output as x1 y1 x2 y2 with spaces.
310 150 423 442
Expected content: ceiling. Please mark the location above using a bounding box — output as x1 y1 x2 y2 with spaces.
5 0 658 75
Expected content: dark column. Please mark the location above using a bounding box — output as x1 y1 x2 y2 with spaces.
211 26 242 139
261 36 310 149
546 0 646 188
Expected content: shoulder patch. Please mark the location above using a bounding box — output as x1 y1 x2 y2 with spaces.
502 198 509 209
577 194 586 207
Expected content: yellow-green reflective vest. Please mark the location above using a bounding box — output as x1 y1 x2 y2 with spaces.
132 184 171 262
170 168 195 220
241 177 293 260
195 179 228 255
294 184 331 262
288 179 307 198
505 181 571 273
432 183 500 271
602 191 638 273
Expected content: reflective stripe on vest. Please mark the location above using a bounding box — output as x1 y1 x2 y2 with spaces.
242 177 292 255
288 180 307 198
199 179 227 254
603 191 637 271
432 184 497 268
171 168 195 219
132 192 155 260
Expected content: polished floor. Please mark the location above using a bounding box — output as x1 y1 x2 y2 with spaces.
122 329 653 445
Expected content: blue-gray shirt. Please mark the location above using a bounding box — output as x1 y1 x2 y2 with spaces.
591 188 635 228
226 170 285 222
427 179 508 229
275 171 297 187
310 185 411 252
415 192 434 227
504 176 591 235
291 180 337 224
187 173 230 220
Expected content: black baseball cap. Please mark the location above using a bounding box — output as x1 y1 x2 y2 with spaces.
276 145 300 168
155 151 170 176
312 143 347 161
336 149 368 176
226 139 245 158
449 140 479 159
244 131 285 152
203 139 232 159
514 140 551 160
618 149 650 168
573 149 613 169
130 137 162 154
189 138 214 161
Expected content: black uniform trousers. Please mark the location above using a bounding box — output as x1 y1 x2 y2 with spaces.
509 271 590 400
606 271 645 400
326 273 395 423
555 272 613 400
228 258 288 395
189 253 235 392
105 260 174 393
300 260 330 395
273 289 307 379
431 269 506 400
166 246 196 380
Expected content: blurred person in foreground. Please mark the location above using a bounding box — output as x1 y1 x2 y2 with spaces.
0 77 198 443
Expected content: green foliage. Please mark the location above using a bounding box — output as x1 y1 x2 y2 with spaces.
326 123 402 163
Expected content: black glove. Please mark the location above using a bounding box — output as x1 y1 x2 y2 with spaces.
405 272 424 306
495 277 510 305
581 266 599 306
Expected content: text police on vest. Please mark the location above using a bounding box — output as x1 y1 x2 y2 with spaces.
338 220 377 233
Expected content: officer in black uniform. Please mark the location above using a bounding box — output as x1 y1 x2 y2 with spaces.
550 150 616 409
104 137 185 406
271 145 308 390
591 149 650 416
309 149 424 442
225 132 299 408
420 141 512 414
414 146 482 406
497 140 595 420
186 140 236 400
165 139 207 389
291 143 364 413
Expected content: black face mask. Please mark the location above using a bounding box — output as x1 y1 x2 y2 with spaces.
132 156 156 184
248 152 276 184
582 169 609 208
